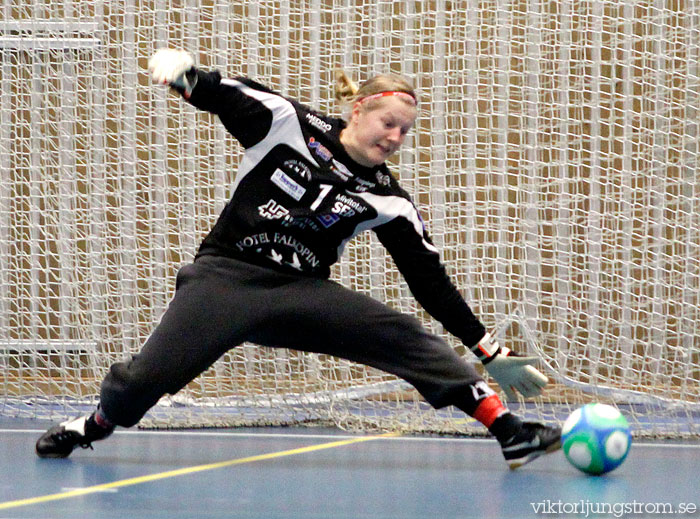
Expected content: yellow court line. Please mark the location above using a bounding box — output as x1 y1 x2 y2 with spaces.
0 432 398 511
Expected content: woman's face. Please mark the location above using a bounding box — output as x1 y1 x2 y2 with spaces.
341 97 417 167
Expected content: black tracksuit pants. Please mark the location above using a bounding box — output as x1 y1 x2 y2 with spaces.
100 255 484 427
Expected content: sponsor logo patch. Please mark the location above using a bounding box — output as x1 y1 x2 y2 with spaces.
375 171 392 186
283 159 312 180
305 113 333 133
271 168 307 201
317 213 340 228
353 177 376 192
258 199 290 220
308 137 333 162
330 159 353 181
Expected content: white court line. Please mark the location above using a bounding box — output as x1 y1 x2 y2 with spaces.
1 428 699 447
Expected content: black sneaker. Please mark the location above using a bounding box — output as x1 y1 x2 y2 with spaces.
500 421 561 469
35 414 114 458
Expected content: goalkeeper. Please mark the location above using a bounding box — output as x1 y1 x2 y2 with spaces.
36 49 560 469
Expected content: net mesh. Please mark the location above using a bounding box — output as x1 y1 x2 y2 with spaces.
1 0 698 437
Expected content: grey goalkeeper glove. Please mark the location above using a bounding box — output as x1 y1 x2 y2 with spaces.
148 48 197 98
471 332 548 400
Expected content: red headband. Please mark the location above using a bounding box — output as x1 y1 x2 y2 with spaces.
358 91 417 106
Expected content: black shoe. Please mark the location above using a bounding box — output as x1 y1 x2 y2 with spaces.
501 421 561 469
36 414 114 458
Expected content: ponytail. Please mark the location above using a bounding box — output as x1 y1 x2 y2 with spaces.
334 70 360 104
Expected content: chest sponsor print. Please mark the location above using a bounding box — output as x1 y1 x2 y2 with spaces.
271 169 307 201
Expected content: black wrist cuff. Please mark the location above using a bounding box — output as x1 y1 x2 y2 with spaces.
479 345 502 365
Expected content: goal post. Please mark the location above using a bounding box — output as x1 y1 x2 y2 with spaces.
1 0 698 438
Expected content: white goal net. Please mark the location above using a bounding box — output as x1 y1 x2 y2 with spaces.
1 0 698 438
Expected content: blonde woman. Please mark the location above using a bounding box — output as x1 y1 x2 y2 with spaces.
36 50 560 469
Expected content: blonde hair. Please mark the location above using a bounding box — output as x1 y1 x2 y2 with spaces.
334 70 417 114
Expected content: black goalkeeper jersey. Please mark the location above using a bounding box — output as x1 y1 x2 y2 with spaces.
182 71 486 347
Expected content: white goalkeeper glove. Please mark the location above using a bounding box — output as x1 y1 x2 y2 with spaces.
472 332 548 400
148 48 197 98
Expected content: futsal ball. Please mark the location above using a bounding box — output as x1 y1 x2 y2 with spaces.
561 403 632 475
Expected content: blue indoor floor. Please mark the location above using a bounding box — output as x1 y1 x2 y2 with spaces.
1 417 698 519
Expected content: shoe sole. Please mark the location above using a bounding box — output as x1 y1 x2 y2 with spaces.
507 439 561 470
36 450 72 459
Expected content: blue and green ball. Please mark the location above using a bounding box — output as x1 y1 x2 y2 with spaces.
562 403 632 475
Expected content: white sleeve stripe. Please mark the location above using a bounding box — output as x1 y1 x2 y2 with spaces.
219 79 319 193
